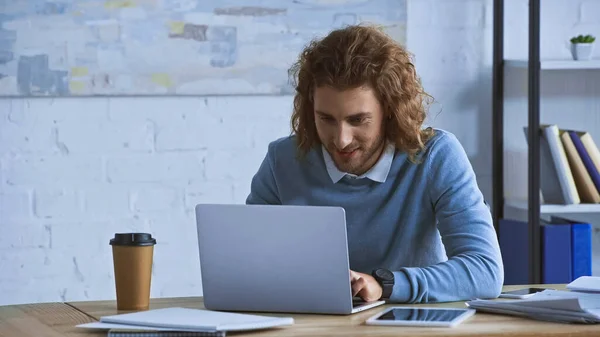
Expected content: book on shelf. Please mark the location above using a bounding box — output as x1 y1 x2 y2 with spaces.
522 124 600 205
559 129 600 203
498 217 592 285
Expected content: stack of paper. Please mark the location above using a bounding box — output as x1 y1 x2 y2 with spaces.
467 289 600 324
76 307 294 336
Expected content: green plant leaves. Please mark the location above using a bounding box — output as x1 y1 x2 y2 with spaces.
571 34 596 43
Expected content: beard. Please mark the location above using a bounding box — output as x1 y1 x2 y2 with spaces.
326 135 386 176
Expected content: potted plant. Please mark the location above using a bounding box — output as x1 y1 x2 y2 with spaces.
570 34 595 60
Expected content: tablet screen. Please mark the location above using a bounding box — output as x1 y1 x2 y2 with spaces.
503 287 546 295
376 308 469 322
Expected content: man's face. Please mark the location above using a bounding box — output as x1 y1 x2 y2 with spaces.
313 85 386 176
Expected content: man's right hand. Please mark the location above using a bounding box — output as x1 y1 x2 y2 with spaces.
350 270 383 302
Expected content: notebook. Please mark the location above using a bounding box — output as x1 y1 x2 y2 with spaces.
107 329 226 337
76 307 294 333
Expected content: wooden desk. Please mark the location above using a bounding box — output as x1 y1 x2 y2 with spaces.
1 284 600 336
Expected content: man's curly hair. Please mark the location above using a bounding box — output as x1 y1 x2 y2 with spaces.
288 24 434 163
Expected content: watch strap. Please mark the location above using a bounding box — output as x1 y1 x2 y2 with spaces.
372 269 394 299
381 281 393 299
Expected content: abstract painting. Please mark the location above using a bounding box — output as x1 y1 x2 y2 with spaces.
0 0 407 96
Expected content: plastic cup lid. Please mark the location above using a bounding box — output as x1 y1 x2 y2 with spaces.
110 233 156 246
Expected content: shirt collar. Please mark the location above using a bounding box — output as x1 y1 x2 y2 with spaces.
321 142 395 184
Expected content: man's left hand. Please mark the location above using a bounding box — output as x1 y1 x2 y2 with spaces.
350 270 383 302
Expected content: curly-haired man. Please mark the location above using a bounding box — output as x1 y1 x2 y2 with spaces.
246 25 503 304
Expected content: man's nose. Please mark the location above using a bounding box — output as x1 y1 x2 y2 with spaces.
334 125 353 150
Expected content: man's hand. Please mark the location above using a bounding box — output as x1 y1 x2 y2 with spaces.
350 270 383 302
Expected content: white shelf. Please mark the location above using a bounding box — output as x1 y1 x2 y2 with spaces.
505 59 600 70
506 198 600 214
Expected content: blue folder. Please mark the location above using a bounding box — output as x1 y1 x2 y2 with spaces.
550 216 593 280
499 218 578 285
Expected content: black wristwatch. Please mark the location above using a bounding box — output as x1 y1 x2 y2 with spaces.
372 268 394 299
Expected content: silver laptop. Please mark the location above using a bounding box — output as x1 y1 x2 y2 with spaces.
195 203 386 315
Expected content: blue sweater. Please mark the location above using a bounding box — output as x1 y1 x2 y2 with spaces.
246 129 504 303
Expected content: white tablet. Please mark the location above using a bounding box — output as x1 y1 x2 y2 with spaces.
365 306 476 327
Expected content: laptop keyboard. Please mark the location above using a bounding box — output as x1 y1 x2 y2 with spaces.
352 298 367 307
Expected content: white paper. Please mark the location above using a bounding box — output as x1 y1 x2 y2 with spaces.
567 276 600 293
466 289 600 324
534 289 600 309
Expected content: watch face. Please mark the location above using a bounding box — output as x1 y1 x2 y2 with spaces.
376 269 394 281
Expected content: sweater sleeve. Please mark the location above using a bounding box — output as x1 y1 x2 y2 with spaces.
245 141 282 205
389 132 504 303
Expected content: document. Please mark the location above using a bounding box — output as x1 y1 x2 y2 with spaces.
466 289 600 324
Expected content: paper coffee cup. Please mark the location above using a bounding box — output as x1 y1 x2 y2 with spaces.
110 233 156 311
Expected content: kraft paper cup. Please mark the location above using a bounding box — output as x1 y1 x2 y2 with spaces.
110 233 156 311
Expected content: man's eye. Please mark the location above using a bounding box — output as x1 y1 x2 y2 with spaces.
349 117 363 124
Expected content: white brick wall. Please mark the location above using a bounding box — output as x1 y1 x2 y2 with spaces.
0 95 292 304
2 0 600 305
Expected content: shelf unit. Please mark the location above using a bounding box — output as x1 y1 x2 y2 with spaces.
504 59 600 70
492 1 600 284
505 199 600 214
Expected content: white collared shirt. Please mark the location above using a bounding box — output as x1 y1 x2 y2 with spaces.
321 142 396 183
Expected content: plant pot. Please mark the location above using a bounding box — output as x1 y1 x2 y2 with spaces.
570 42 594 60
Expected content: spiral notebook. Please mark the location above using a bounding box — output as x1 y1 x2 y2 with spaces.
107 329 226 337
77 307 294 334
79 322 228 337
